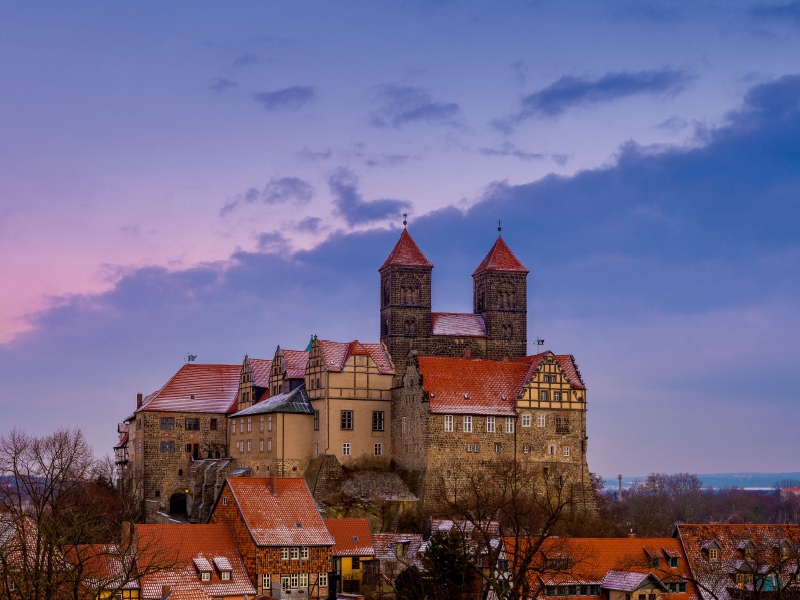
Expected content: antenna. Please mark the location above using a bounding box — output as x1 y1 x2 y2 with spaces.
402 213 408 228
185 353 197 362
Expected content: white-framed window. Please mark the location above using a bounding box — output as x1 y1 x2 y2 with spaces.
240 418 244 432
319 572 328 587
263 574 271 589
402 416 407 434
375 443 382 456
494 442 501 453
463 416 472 433
221 571 231 581
290 547 300 560
231 422 236 435
505 417 515 433
548 444 556 455
540 390 548 401
201 572 211 581
260 416 264 432
342 443 350 456
522 414 531 427
563 446 570 457
444 415 454 432
554 391 561 402
281 547 289 560
267 438 272 452
537 414 546 427
247 417 252 432
314 443 319 457
523 444 530 454
486 416 495 432
259 439 264 452
247 439 251 452
281 576 290 590
301 547 309 559
299 573 308 587
268 415 273 431
222 496 228 506
291 573 299 588
466 443 473 453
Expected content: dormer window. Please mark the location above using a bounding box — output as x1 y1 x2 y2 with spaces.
669 557 679 568
193 557 214 582
201 572 211 581
213 557 233 582
709 548 719 561
649 557 661 568
221 571 231 581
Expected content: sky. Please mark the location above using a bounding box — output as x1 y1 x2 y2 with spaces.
1 0 800 478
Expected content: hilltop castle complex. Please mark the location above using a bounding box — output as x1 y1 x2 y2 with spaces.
115 230 591 522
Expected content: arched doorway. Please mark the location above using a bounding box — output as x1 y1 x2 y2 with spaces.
169 492 186 516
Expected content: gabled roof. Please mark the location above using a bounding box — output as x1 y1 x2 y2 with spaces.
114 431 129 449
277 348 309 379
380 229 433 270
431 313 487 337
137 364 241 415
602 571 666 593
248 358 273 387
371 533 425 568
324 519 375 557
222 478 334 547
135 524 256 599
417 356 528 416
472 237 528 275
65 544 139 591
231 384 313 417
318 339 395 375
515 351 586 390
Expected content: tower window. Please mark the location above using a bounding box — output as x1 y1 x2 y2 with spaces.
501 324 513 338
404 319 416 336
402 286 419 305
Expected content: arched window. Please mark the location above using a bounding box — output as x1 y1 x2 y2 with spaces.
381 318 389 337
404 319 416 336
502 324 513 339
402 286 419 305
383 279 391 307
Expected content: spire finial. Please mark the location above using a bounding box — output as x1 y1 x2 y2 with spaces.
403 213 408 228
498 220 502 236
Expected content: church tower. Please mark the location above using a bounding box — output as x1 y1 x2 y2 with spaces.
472 236 528 361
379 229 433 377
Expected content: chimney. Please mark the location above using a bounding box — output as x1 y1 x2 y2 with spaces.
270 472 278 495
464 349 471 359
136 393 143 409
161 585 170 599
628 530 635 538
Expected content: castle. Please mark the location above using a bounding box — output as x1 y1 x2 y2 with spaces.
114 230 591 521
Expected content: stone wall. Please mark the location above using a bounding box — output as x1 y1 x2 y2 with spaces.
186 458 239 523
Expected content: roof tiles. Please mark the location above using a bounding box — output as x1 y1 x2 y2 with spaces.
380 230 433 270
137 364 241 415
319 339 394 375
431 313 487 337
472 237 528 275
248 358 273 387
232 385 313 417
280 349 309 379
324 518 375 557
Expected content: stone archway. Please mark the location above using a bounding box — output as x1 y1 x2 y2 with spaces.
169 492 186 516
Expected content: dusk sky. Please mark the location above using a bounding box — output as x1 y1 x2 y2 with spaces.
2 1 800 479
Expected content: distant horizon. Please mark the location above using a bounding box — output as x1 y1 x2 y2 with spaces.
603 472 800 491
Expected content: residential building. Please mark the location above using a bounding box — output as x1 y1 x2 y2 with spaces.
135 523 256 600
363 534 425 599
208 476 334 599
676 523 800 600
324 518 375 596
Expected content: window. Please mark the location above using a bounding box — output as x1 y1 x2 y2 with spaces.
678 583 686 592
466 443 473 453
247 439 252 452
314 443 319 457
221 571 231 581
404 318 417 336
259 439 264 452
186 444 192 453
563 446 570 457
246 418 251 432
185 418 199 430
444 415 454 432
506 417 515 433
649 557 660 568
260 416 264 432
290 573 299 588
522 414 531 427
314 410 319 431
375 443 382 456
222 496 228 506
709 548 719 561
201 572 211 581
555 415 570 434
159 441 174 454
540 390 549 402
209 418 217 430
523 444 530 454
463 416 472 433
537 413 546 427
231 422 236 435
554 391 561 402
301 547 309 559
341 410 353 430
267 438 272 452
669 557 679 568
160 417 174 430
352 557 360 570
290 547 300 560
263 574 271 589
343 443 350 456
319 572 328 587
486 416 495 432
268 415 273 431
281 576 290 591
402 417 407 434
494 442 501 453
736 574 744 586
372 411 385 431
281 547 289 560
299 573 308 587
548 444 556 455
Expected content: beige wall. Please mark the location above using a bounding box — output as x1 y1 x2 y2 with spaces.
229 412 315 477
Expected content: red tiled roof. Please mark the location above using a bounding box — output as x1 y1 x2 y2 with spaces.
249 358 273 387
135 524 256 599
167 590 214 600
280 349 309 379
379 229 433 270
114 431 129 449
319 339 395 375
472 237 528 275
431 313 487 337
324 519 375 557
417 356 529 416
138 364 241 415
224 478 334 547
515 352 586 390
65 544 139 591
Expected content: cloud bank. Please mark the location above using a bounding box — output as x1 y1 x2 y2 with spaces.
328 168 411 226
370 85 462 129
220 177 315 216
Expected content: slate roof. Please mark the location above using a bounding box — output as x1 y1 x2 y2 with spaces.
223 477 334 547
431 313 487 337
318 339 395 375
417 356 529 416
137 364 241 415
324 518 375 557
472 237 528 275
248 358 273 387
601 570 662 592
231 384 313 417
371 533 425 570
135 524 256 599
380 229 433 269
279 349 310 379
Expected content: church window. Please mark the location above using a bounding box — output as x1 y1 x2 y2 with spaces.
463 416 472 433
522 414 531 427
540 390 549 402
382 318 389 337
555 416 570 435
341 410 353 430
383 279 390 307
404 319 416 336
476 285 486 311
537 414 546 427
506 417 515 433
486 416 495 433
444 415 454 432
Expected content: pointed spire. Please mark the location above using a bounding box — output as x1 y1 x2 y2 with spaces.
472 237 529 275
379 229 433 270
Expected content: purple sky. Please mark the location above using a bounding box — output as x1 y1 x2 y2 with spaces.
2 1 800 478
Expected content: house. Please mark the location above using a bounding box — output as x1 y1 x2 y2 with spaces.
123 363 241 520
208 475 334 599
324 518 375 597
362 533 425 599
135 523 256 600
510 537 697 600
64 544 141 599
675 524 800 600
